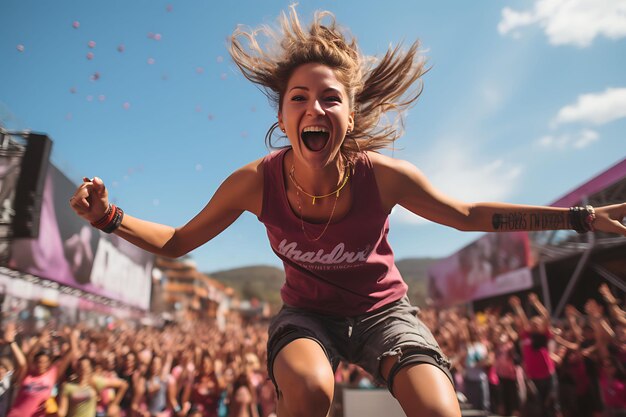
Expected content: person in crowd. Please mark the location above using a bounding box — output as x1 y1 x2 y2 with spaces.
134 353 173 417
493 316 522 417
0 323 26 417
509 294 561 417
599 357 626 417
7 329 79 417
57 355 128 417
118 351 140 416
227 371 259 417
95 352 123 417
461 322 491 412
187 354 226 417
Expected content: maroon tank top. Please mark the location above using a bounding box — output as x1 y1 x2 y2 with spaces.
258 148 407 316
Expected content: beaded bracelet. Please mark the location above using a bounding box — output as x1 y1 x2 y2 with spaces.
568 205 596 234
102 206 124 234
91 204 124 234
90 204 114 229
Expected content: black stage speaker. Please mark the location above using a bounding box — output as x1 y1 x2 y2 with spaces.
13 133 52 238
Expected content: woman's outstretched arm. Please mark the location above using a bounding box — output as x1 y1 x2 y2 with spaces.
70 159 264 258
371 152 626 235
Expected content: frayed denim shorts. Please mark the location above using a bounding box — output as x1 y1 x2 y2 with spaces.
266 295 453 395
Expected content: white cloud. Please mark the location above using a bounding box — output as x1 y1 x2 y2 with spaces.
391 148 523 225
553 87 626 126
498 0 626 47
536 129 599 149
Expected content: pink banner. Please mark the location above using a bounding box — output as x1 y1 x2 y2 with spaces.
428 232 533 306
7 165 154 309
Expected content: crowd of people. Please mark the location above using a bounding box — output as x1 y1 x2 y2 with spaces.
427 283 626 417
0 316 276 417
0 282 623 417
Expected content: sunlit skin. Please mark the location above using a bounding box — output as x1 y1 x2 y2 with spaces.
123 353 136 372
149 356 162 378
104 352 117 372
77 358 93 383
33 354 51 376
201 356 214 374
278 63 354 182
529 316 546 333
0 365 9 380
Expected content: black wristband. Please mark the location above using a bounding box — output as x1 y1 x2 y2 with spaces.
569 206 594 234
102 206 124 233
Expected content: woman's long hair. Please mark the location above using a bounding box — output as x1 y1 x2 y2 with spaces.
229 4 426 164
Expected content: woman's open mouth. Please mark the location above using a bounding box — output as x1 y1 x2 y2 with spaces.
301 126 330 152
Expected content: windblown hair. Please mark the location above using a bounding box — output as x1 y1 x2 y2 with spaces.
229 5 426 162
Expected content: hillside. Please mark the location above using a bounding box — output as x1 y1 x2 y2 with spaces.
208 257 439 310
395 258 439 306
208 265 285 311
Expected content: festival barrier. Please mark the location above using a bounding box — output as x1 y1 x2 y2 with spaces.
342 389 404 417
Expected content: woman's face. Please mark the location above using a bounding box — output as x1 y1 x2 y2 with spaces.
530 316 544 333
78 358 93 378
279 63 354 170
202 357 214 374
33 354 51 375
124 353 136 370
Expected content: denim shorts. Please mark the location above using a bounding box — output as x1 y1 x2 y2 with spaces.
266 295 452 394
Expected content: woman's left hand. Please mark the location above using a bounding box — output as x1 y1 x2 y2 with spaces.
594 203 626 236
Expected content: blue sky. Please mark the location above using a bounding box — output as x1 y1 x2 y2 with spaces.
2 0 625 273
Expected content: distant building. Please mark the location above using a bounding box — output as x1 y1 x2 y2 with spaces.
154 256 233 322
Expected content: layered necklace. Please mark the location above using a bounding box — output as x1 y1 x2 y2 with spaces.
288 163 350 241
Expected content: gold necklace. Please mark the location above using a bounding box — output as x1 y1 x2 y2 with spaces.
294 187 340 242
289 164 349 241
288 165 350 205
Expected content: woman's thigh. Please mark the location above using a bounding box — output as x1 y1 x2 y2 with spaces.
380 357 461 417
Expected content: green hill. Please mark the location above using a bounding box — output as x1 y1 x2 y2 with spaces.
208 257 439 310
395 257 439 306
208 265 285 311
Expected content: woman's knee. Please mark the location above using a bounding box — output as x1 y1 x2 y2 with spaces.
273 338 335 416
382 358 460 417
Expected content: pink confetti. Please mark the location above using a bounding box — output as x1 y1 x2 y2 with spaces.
72 21 80 29
195 105 202 113
166 4 173 12
87 95 94 102
147 57 155 65
216 56 224 63
207 114 214 121
117 44 125 53
147 32 154 39
241 131 249 138
122 102 131 110
251 106 257 112
88 40 96 48
161 73 169 81
196 67 204 74
90 72 100 81
16 44 24 52
154 33 162 41
69 87 77 94
98 95 106 102
86 52 94 60
65 113 73 120
220 73 227 80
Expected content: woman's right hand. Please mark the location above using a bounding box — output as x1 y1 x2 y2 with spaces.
69 177 109 223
